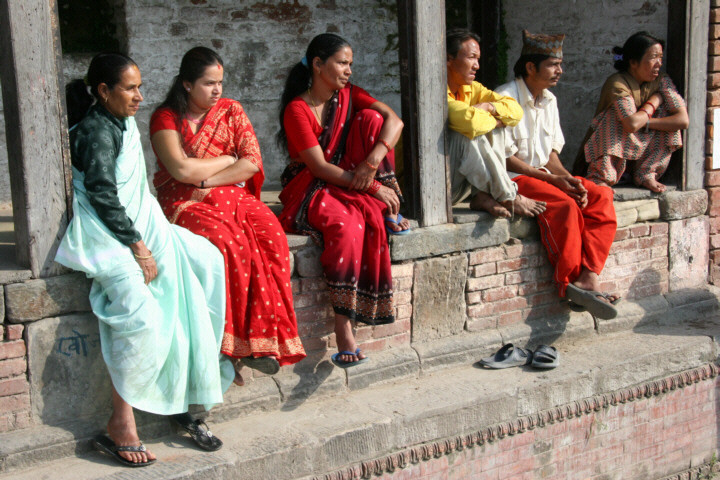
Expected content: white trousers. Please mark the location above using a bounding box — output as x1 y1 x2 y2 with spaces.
447 128 518 205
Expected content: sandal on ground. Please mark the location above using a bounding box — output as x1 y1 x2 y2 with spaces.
530 345 559 369
331 348 369 368
479 343 533 369
170 413 223 452
93 435 156 468
384 213 411 236
565 284 618 320
241 356 280 375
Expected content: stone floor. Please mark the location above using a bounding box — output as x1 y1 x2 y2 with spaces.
1 287 719 480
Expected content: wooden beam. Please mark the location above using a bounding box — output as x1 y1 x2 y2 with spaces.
0 0 71 277
397 0 451 227
683 0 709 190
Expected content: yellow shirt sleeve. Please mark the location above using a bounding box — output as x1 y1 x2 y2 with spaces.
447 82 523 139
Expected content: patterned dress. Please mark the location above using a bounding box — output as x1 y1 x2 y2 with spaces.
584 74 685 186
150 99 305 366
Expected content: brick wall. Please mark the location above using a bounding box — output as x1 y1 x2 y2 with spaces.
360 374 719 480
0 321 29 433
465 222 669 332
708 1 720 284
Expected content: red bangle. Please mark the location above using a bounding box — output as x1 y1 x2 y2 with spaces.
378 139 392 152
366 180 381 195
365 159 378 170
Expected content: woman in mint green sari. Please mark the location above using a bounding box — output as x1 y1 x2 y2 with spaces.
57 53 233 467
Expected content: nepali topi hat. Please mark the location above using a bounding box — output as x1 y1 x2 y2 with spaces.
521 29 564 59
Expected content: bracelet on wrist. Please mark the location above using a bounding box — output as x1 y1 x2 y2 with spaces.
366 180 381 195
134 250 153 260
365 159 379 170
378 139 392 152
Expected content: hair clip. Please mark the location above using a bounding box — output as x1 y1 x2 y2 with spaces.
301 56 308 68
613 53 623 62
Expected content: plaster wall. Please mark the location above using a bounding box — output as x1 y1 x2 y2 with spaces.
123 0 401 190
501 0 669 169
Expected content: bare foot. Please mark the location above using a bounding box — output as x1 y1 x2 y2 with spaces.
509 194 546 217
469 191 511 218
233 371 245 386
639 178 666 193
334 314 365 363
107 389 156 464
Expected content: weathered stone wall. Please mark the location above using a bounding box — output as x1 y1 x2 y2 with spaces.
0 85 10 207
124 0 401 190
501 0 669 170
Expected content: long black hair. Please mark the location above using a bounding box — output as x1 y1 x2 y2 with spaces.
613 31 664 72
65 52 138 128
276 33 351 149
156 46 224 119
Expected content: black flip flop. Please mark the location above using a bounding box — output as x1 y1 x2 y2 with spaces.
241 356 280 375
565 284 618 319
170 413 223 452
93 435 156 467
530 345 559 369
479 343 533 369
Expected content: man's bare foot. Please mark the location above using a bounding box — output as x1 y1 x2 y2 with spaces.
639 178 666 193
509 194 546 217
469 191 511 218
334 314 365 363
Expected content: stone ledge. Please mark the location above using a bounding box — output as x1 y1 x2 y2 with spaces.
4 273 91 323
1 323 717 480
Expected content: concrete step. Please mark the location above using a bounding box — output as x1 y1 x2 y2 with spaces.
1 289 719 480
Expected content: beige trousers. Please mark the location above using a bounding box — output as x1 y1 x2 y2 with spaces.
447 128 517 205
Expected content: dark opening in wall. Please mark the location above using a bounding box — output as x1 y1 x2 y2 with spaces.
58 0 123 53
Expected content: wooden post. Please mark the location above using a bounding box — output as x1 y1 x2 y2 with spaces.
683 0 709 190
398 0 451 227
0 0 71 277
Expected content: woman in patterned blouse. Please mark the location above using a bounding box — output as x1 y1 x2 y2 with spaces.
581 31 689 193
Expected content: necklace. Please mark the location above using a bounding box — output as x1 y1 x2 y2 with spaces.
307 89 323 126
184 112 206 126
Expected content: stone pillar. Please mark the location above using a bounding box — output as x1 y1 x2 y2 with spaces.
0 0 71 277
707 1 720 284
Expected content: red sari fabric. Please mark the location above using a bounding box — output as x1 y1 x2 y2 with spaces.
279 85 400 324
150 98 305 365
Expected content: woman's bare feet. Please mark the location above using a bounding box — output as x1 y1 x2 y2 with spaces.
639 177 666 193
509 194 546 217
107 388 156 464
470 191 511 218
334 314 365 363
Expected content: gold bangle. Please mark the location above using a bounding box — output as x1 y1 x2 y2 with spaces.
365 159 379 170
134 250 153 259
378 139 392 152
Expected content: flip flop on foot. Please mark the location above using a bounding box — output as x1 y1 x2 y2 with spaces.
170 413 223 452
93 435 156 468
241 356 280 375
565 283 618 319
384 213 411 235
331 348 369 368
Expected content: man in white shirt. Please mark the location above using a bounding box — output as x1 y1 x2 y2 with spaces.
496 30 619 319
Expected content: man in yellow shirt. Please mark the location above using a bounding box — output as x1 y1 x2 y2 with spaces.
446 28 546 217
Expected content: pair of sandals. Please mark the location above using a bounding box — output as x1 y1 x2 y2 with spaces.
479 343 559 369
565 283 620 320
94 413 222 468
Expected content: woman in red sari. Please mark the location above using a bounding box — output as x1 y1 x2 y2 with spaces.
150 47 305 384
278 33 409 368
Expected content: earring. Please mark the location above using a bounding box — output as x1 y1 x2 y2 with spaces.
186 87 190 92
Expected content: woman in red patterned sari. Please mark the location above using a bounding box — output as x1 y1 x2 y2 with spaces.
278 33 409 368
150 47 305 384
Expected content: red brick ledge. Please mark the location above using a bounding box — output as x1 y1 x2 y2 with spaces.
312 363 719 480
659 463 718 480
